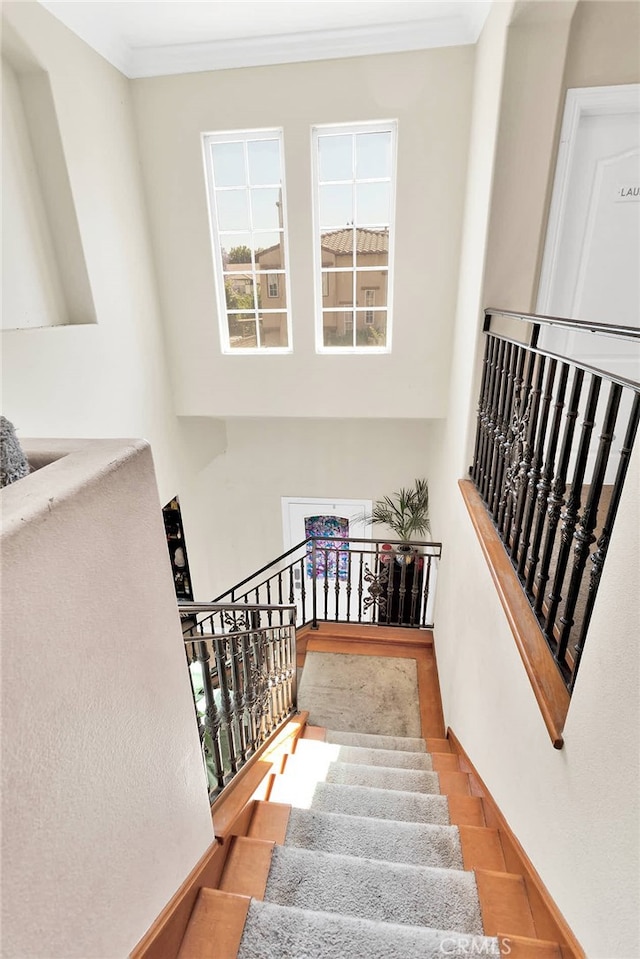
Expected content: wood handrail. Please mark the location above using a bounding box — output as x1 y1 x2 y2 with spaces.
459 479 570 748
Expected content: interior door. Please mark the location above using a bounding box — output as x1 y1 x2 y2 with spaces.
537 84 639 374
281 496 372 622
537 85 640 479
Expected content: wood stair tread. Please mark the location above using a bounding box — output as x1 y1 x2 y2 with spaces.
176 889 250 959
218 837 274 900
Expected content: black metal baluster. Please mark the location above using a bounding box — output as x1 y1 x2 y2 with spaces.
570 392 640 691
196 639 224 792
493 343 521 522
229 633 249 763
421 555 433 627
266 579 273 625
300 556 308 627
480 337 504 501
534 369 584 618
499 346 529 539
385 553 395 624
358 550 364 623
241 633 258 757
323 547 329 620
334 545 341 620
511 353 544 562
310 542 317 628
397 556 409 625
556 381 622 664
213 637 238 776
518 357 554 576
277 572 284 625
526 362 569 597
346 550 352 622
472 335 494 485
409 550 421 625
486 341 511 508
544 375 601 650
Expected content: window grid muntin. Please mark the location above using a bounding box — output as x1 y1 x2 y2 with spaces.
313 121 396 352
203 128 292 353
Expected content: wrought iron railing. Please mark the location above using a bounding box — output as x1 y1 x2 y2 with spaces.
180 602 297 799
471 309 640 691
211 537 442 630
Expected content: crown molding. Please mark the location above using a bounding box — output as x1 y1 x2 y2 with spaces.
129 15 483 78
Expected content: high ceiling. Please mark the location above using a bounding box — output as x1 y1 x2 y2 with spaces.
37 1 492 78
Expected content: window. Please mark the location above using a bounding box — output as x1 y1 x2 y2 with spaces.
312 120 396 352
364 289 375 324
202 129 291 352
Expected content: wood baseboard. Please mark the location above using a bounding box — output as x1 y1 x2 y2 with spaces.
447 728 584 959
130 712 309 959
129 839 227 959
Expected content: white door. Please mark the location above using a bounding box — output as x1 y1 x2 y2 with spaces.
537 84 639 374
281 496 372 623
537 85 640 479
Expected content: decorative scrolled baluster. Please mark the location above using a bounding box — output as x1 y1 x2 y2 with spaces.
482 339 507 502
570 393 640 691
346 551 352 622
494 344 523 523
487 342 513 511
472 335 495 486
544 375 601 649
511 353 544 562
358 552 364 623
229 632 249 763
196 639 224 793
556 382 622 664
526 362 569 597
241 633 258 756
213 636 238 776
498 346 528 535
518 356 553 576
534 369 584 617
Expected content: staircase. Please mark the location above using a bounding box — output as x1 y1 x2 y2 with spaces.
171 629 573 959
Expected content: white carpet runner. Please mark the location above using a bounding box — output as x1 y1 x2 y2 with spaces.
238 729 501 959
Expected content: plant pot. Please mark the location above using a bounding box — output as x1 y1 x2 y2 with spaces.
394 544 415 566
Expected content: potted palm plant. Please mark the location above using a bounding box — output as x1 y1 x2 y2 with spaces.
369 478 430 565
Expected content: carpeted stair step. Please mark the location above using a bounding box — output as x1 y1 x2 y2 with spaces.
237 899 500 959
311 780 452 823
262 844 485 933
324 759 441 793
294 737 434 769
325 729 427 752
283 806 464 869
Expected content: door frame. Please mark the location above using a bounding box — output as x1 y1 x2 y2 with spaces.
537 83 640 317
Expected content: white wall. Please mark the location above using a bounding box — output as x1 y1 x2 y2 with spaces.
186 417 440 598
0 440 214 959
432 2 640 956
0 2 230 601
131 47 474 420
1 2 183 502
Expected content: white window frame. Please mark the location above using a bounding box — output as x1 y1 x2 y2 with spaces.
311 119 397 354
267 275 279 298
202 127 292 354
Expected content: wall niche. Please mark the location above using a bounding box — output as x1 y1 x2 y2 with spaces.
2 24 95 330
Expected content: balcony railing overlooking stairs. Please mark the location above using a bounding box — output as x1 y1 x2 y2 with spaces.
179 538 441 798
180 602 297 798
211 536 442 630
471 309 640 692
